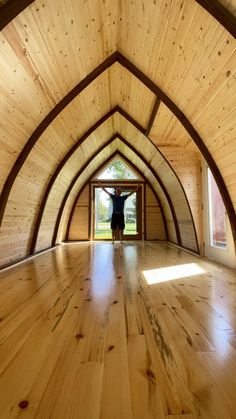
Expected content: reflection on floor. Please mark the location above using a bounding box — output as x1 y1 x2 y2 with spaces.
0 241 236 418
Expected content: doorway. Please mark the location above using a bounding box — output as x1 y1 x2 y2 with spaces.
92 183 142 240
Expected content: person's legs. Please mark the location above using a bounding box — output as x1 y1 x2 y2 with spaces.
118 229 123 243
111 214 118 243
118 214 125 243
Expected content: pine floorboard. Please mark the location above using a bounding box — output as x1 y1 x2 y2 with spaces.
0 242 235 418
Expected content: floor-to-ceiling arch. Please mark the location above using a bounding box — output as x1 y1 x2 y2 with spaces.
66 151 168 241
30 108 199 254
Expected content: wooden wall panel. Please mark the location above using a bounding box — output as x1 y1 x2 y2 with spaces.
149 102 198 151
0 112 114 265
35 120 115 252
116 140 177 243
159 146 203 252
114 114 198 251
56 141 119 244
0 69 112 261
56 138 176 247
67 185 89 241
145 185 166 240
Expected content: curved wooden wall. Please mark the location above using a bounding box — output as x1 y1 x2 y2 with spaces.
114 116 199 252
145 185 166 241
56 140 174 246
67 173 166 242
39 125 198 253
68 185 90 241
0 0 235 267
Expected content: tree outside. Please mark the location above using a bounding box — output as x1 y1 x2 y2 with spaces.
98 158 137 180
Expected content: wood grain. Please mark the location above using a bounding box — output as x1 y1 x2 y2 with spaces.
0 241 235 418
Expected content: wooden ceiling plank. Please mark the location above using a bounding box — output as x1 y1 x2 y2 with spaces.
1 0 235 39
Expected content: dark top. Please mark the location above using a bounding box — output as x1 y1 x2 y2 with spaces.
111 194 128 214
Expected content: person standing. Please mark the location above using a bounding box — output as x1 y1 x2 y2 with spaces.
98 183 139 243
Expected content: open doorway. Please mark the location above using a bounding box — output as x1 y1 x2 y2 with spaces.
93 184 142 240
92 156 143 240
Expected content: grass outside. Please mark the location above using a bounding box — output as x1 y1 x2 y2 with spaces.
94 221 137 239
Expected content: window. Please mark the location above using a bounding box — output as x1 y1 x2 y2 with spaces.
207 168 227 248
97 157 138 180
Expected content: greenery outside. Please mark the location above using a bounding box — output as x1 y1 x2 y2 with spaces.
95 158 138 239
98 158 137 180
95 221 137 239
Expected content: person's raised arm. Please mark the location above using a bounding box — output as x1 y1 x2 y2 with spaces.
126 184 139 198
98 182 112 197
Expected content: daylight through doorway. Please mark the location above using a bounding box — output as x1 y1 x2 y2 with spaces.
94 187 138 240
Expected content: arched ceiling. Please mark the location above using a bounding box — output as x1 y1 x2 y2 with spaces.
66 151 167 241
55 137 180 249
0 0 235 267
29 123 199 253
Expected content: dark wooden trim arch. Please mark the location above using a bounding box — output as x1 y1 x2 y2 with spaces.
145 97 161 136
30 107 119 253
117 108 146 135
116 52 236 243
65 152 169 242
0 0 35 31
115 135 182 246
0 52 235 243
0 52 117 226
51 134 180 248
30 106 199 254
51 137 116 246
1 0 235 38
195 0 236 39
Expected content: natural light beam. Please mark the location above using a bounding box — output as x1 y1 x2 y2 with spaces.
143 263 206 284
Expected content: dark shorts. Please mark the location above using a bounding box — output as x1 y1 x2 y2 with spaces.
111 213 125 230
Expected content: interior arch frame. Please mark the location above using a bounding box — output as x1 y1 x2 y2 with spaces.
0 50 234 242
50 134 180 248
66 151 169 241
30 107 198 254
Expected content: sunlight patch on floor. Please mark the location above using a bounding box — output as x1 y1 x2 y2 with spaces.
143 263 206 284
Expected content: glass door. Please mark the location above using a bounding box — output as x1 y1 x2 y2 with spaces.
93 185 142 240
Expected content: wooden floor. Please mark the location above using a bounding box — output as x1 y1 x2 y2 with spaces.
0 242 236 418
